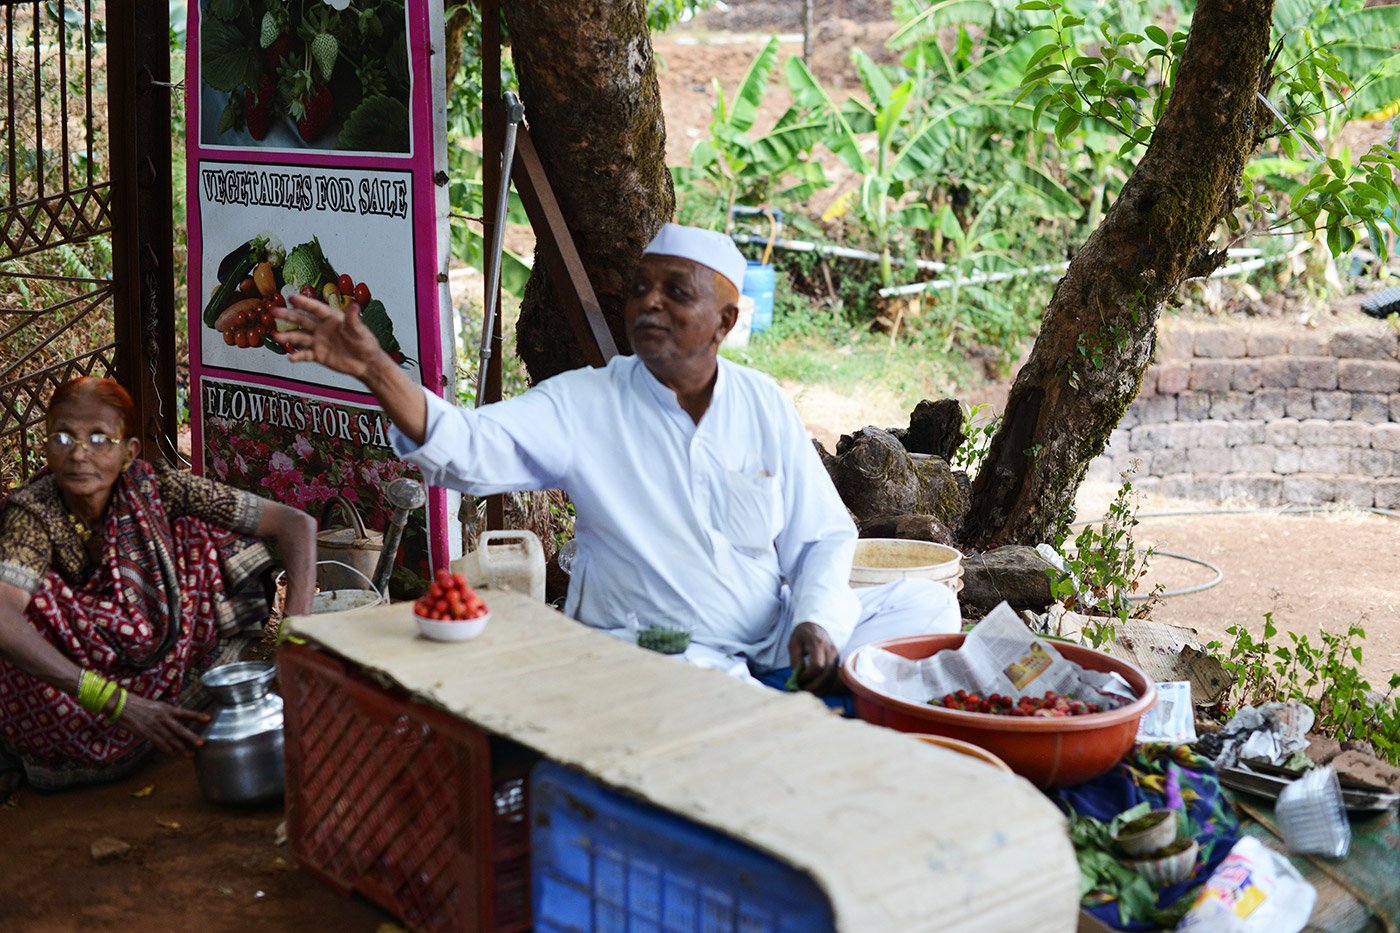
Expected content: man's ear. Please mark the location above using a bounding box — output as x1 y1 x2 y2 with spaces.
717 301 739 343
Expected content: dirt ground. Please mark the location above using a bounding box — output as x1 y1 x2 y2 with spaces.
1073 482 1400 687
0 756 394 931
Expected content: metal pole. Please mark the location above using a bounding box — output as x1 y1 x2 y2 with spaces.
481 0 505 532
477 92 524 407
803 0 813 63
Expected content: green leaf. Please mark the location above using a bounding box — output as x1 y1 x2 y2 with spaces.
851 47 894 111
1054 106 1082 145
338 94 410 153
888 0 1002 47
1023 63 1065 85
1145 25 1169 46
785 57 868 174
200 17 258 93
359 299 402 355
729 36 779 133
207 0 246 21
1026 42 1063 71
215 95 241 136
1013 163 1083 218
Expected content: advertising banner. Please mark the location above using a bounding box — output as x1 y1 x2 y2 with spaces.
186 0 451 593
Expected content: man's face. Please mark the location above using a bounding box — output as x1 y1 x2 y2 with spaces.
624 254 738 374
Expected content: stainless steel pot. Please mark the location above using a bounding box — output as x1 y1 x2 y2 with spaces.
195 661 284 805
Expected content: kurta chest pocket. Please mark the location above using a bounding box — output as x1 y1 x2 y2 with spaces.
719 469 779 552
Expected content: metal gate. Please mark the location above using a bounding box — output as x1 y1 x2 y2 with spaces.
0 0 176 489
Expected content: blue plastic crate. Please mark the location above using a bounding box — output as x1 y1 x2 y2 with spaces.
531 761 836 933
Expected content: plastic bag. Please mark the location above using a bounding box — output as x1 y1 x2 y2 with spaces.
1175 836 1316 932
1277 765 1351 858
1136 681 1198 745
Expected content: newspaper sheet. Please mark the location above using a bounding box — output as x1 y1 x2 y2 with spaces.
850 602 1139 708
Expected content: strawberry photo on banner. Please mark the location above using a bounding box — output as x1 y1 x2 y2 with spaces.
198 0 411 154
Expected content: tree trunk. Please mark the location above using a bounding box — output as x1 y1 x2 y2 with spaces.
503 1 674 382
961 0 1276 549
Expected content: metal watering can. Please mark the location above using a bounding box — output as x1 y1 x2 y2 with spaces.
316 495 381 592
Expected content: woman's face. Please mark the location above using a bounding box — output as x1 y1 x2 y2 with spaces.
45 394 140 501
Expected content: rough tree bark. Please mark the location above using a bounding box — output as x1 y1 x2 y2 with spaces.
502 1 674 382
961 0 1276 549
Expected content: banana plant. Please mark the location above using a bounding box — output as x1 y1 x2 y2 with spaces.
791 46 1080 287
672 36 830 231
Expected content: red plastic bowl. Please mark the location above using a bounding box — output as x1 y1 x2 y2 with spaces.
842 633 1157 788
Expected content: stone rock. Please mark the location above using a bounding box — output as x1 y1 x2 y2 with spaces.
1304 733 1342 765
960 546 1055 614
859 513 954 545
828 427 972 530
1331 749 1400 793
91 837 132 864
912 456 971 530
829 427 921 522
890 399 965 462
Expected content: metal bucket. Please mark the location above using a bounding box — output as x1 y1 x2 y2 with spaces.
310 560 387 615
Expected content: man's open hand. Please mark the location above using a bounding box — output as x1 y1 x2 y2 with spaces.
274 294 386 380
788 621 841 694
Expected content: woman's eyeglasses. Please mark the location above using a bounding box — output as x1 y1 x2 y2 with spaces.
46 431 122 454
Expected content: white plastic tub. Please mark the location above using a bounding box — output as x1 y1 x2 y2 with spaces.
850 539 964 592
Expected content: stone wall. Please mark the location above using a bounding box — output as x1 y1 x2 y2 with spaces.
1088 317 1400 508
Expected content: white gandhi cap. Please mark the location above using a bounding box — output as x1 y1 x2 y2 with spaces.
642 223 746 296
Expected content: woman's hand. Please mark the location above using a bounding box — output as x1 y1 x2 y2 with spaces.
114 693 211 757
789 621 841 694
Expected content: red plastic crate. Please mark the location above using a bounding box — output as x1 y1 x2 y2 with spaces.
279 642 534 932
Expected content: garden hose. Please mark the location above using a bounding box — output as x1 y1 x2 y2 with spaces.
1067 504 1400 601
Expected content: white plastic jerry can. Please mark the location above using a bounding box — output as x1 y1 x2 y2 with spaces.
450 529 547 602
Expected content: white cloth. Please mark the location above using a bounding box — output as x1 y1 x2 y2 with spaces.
392 355 958 671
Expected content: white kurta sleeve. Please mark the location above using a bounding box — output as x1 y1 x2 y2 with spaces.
772 401 861 649
390 382 575 495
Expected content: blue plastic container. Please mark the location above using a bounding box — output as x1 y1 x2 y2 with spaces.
531 761 835 933
742 260 776 333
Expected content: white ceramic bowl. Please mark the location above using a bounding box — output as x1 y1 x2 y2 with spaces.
1112 808 1179 857
1126 839 1200 886
415 611 490 642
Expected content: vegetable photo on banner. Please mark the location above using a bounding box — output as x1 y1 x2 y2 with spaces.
203 234 412 365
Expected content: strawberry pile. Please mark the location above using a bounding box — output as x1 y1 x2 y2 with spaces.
929 690 1103 717
414 571 488 622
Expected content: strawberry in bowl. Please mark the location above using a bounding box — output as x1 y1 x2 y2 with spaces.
414 571 490 642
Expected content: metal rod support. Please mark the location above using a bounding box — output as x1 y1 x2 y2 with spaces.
477 92 524 407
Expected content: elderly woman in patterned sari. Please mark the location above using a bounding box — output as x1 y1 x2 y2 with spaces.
0 377 315 792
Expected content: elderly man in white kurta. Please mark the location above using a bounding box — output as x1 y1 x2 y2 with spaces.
275 224 958 693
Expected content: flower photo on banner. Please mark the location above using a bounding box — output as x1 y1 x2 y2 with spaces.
203 403 430 592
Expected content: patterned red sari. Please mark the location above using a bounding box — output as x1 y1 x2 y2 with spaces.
0 462 271 789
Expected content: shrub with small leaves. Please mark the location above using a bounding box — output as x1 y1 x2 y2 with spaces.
1047 469 1161 648
1209 615 1400 765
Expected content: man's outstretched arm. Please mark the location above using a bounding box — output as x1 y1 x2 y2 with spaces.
273 294 428 445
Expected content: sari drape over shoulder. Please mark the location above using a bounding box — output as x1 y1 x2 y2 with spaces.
0 461 273 789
